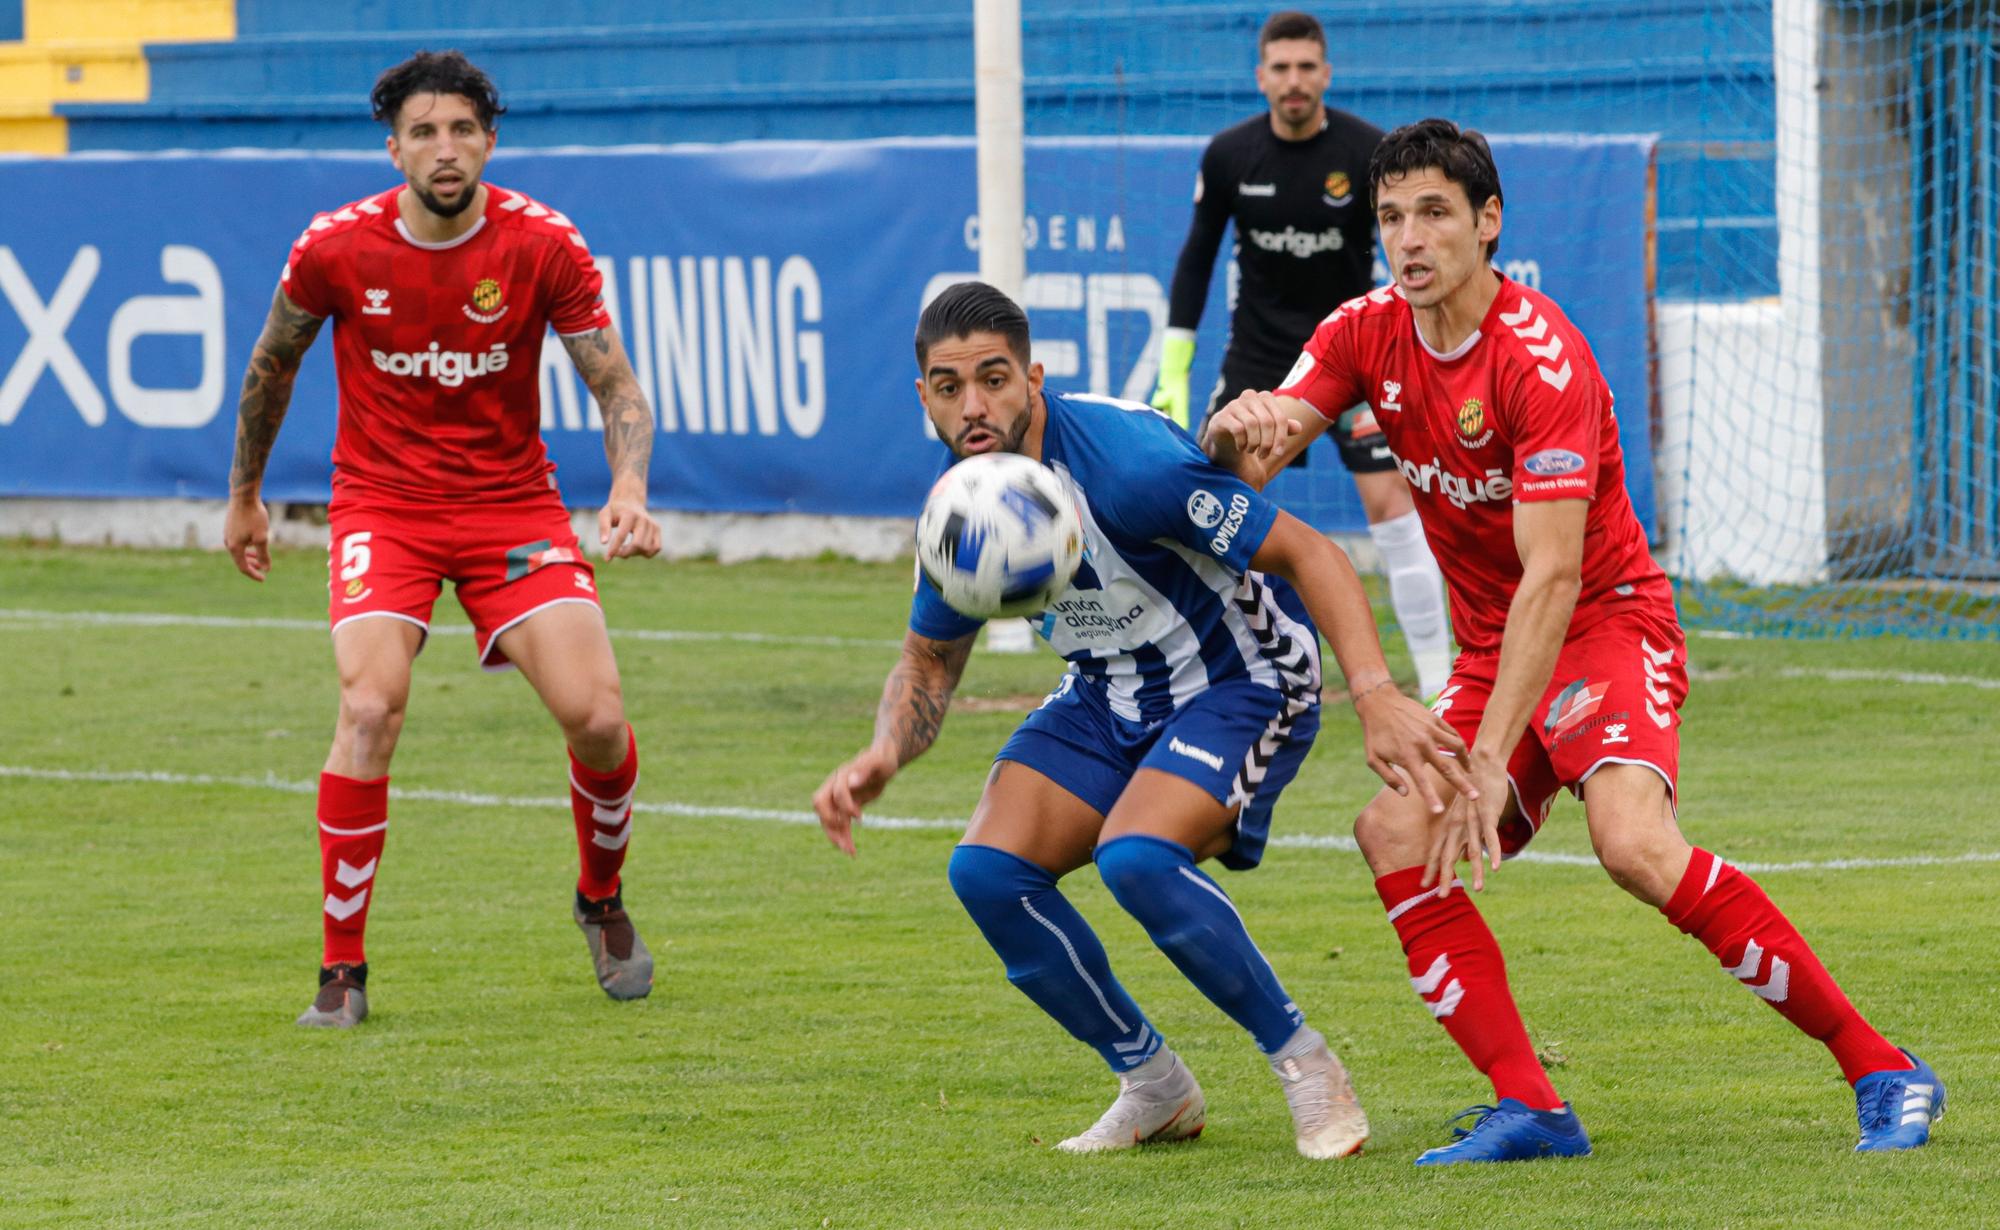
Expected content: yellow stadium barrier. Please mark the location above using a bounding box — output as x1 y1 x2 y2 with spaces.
0 109 66 155
0 0 235 154
24 0 233 43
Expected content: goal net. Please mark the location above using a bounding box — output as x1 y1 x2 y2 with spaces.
991 0 1997 637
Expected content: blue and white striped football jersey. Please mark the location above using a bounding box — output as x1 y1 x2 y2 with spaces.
910 390 1321 724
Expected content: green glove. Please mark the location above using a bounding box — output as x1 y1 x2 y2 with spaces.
1151 329 1197 429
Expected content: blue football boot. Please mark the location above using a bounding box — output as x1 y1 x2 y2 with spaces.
1413 1099 1592 1165
1854 1049 1944 1152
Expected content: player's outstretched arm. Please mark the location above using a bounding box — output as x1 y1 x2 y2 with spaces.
561 326 662 560
1424 498 1587 896
1201 391 1324 490
1250 512 1475 812
224 287 325 582
812 629 976 856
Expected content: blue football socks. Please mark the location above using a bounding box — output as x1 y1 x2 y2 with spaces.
947 843 1163 1071
1095 834 1305 1054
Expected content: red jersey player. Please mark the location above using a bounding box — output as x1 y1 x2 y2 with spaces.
223 52 663 1028
1205 119 1941 1160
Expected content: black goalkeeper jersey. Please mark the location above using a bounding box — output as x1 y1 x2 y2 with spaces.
1167 109 1384 378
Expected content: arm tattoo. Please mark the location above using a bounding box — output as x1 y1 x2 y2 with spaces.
229 288 324 495
561 327 655 489
875 633 976 765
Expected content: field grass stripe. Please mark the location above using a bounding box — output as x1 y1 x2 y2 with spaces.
1770 666 2000 691
0 607 903 649
7 763 1997 875
0 609 325 631
6 608 2000 689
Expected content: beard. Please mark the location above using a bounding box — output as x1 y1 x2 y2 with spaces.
414 179 478 218
951 407 1030 458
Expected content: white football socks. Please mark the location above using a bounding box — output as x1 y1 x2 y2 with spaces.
1368 510 1453 697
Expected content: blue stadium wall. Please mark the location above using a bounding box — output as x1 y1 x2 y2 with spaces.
56 0 1777 300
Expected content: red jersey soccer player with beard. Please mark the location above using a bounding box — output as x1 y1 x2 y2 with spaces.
1204 119 1941 1161
224 52 663 1028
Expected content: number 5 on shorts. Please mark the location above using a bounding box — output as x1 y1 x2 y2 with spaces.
340 532 374 580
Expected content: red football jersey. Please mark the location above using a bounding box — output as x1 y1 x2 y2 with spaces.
1277 274 1669 652
280 184 612 503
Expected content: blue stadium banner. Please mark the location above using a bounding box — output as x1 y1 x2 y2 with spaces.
0 135 1654 532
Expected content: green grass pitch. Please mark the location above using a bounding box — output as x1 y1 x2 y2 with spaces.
0 543 1993 1228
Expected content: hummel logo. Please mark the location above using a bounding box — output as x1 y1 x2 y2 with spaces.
1602 723 1629 745
1726 938 1791 1003
1380 380 1404 413
1239 182 1277 196
1411 954 1464 1018
333 858 377 888
1112 1023 1154 1055
1168 737 1224 772
1498 299 1573 390
323 888 369 922
362 288 391 316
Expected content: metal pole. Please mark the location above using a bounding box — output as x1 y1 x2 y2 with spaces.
974 0 1025 300
1909 37 1931 556
973 0 1036 653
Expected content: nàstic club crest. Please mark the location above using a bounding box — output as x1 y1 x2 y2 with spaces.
464 277 508 323
1457 397 1493 447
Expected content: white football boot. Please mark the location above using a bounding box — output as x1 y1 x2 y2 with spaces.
1270 1026 1370 1159
1056 1049 1206 1153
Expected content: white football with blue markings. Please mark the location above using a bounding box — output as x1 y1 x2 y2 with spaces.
916 452 1083 619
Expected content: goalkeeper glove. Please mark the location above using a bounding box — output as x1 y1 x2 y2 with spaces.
1151 328 1197 429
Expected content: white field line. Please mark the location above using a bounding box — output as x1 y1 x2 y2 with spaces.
1772 666 2000 691
6 764 1996 876
1685 664 2000 691
4 607 1999 690
0 608 903 650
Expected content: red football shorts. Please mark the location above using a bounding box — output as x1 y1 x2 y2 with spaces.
1432 605 1688 856
325 492 600 671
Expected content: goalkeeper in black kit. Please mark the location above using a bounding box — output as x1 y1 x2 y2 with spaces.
1154 9 1452 698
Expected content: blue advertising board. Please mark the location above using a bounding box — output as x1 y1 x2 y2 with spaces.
0 134 1654 533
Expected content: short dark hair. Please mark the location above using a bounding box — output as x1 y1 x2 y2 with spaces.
1259 10 1325 51
371 50 506 133
1368 118 1505 258
914 282 1031 369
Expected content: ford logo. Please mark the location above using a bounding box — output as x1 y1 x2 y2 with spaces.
1523 448 1586 476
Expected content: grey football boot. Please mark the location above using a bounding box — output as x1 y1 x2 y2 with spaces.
1269 1026 1370 1158
573 887 654 1000
296 963 369 1028
1057 1049 1206 1153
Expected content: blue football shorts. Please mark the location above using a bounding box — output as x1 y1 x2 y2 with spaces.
995 670 1320 870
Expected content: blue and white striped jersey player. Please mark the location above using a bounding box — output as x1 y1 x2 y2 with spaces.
813 282 1473 1158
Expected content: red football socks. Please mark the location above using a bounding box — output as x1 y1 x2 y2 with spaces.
569 727 638 901
1664 848 1909 1084
1376 866 1564 1110
316 772 389 967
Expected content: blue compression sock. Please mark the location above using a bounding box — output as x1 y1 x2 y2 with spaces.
1095 834 1305 1054
947 844 1162 1072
